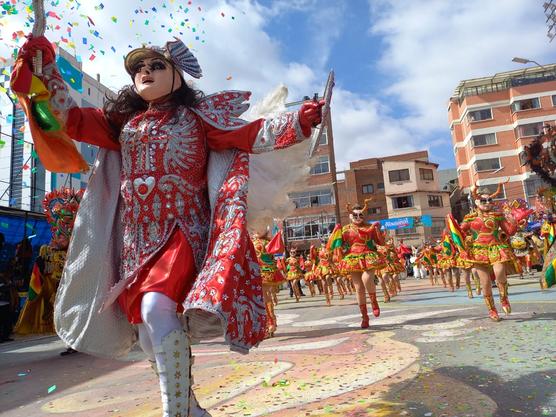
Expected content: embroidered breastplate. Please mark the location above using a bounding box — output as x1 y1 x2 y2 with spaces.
119 106 210 279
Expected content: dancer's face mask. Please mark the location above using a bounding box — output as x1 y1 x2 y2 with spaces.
476 194 493 211
131 57 182 102
350 210 365 225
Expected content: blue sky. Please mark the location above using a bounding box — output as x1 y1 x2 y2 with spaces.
2 0 556 172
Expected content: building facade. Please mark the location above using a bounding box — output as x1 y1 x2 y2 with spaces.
449 64 556 204
337 151 450 246
382 157 451 246
283 111 339 251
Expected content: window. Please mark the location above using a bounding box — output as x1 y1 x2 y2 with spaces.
519 150 529 166
362 184 374 194
419 168 434 181
428 195 443 207
511 97 540 112
517 122 543 138
388 169 410 183
285 214 337 241
377 182 384 190
368 207 381 215
395 227 417 236
552 95 556 106
289 189 334 208
310 156 330 175
471 133 497 147
392 195 414 209
478 183 506 200
524 177 549 198
468 108 492 122
431 218 444 237
319 130 328 145
474 158 501 172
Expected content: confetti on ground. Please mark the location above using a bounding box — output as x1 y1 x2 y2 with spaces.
47 385 57 394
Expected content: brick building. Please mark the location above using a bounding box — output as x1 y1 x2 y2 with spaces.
449 64 556 204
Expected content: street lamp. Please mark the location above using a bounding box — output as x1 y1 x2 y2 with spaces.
512 57 546 68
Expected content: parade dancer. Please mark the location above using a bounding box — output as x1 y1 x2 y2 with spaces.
252 230 285 338
460 184 530 321
286 247 304 302
315 244 337 306
11 33 323 416
328 201 385 328
303 246 318 297
14 189 83 335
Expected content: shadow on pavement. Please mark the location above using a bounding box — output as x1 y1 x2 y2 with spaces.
435 365 556 417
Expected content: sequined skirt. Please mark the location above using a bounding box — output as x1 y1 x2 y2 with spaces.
469 243 516 265
339 251 385 273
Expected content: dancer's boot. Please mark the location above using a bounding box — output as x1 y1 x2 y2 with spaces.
498 282 511 315
369 292 380 317
466 282 473 299
359 304 369 329
153 329 191 417
483 295 500 322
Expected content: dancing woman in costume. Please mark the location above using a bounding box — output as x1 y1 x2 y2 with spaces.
11 33 323 416
329 200 385 328
252 230 285 338
459 184 529 321
303 245 318 297
286 247 304 302
315 243 340 305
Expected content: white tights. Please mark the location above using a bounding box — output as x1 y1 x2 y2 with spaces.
137 292 182 358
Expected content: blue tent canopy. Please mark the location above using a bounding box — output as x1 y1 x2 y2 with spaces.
0 207 51 270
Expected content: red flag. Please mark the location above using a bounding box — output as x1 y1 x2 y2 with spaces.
266 230 284 254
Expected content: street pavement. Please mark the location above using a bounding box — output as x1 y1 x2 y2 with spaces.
0 275 555 417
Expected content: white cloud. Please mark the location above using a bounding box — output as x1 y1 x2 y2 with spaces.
369 0 556 136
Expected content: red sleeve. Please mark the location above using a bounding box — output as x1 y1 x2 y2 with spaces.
201 118 264 152
66 107 121 151
500 218 517 236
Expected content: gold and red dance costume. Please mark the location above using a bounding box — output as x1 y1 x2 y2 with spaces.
252 232 285 338
303 246 318 297
329 201 386 328
14 189 83 335
418 244 440 285
12 35 323 417
315 245 339 306
460 185 531 321
510 230 540 277
286 248 304 302
377 242 403 302
436 230 460 292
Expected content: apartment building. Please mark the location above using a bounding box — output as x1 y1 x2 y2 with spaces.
337 151 429 225
382 156 451 246
449 64 556 204
336 151 450 246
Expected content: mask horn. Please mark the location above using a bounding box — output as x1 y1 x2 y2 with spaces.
362 197 373 213
470 182 480 200
489 177 509 199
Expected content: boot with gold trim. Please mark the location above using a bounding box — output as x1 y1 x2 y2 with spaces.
483 294 500 322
